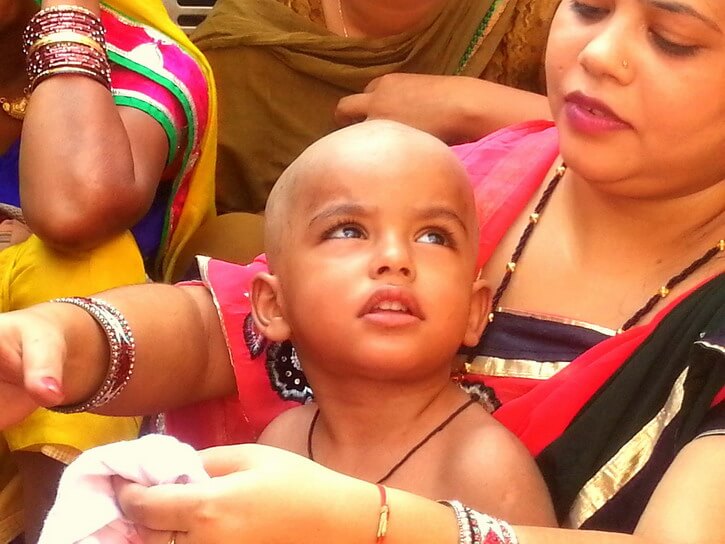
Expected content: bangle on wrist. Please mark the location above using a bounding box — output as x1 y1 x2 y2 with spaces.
438 501 518 544
439 500 472 544
49 297 135 414
24 5 111 91
375 484 390 543
467 509 518 544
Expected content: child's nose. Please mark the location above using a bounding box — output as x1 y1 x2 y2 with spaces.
370 236 416 281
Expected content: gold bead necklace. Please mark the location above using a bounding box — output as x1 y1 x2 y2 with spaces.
490 164 724 332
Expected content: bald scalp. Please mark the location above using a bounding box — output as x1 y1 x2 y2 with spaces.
264 120 475 269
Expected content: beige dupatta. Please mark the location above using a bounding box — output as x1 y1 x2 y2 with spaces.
193 0 517 213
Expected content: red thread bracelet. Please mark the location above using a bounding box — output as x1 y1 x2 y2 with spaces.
376 484 390 543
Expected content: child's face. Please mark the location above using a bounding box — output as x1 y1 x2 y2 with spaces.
256 141 488 383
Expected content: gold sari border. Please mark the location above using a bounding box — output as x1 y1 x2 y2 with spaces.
39 444 82 465
467 355 570 380
566 368 688 528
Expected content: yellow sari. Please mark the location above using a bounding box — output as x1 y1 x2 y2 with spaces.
0 2 217 541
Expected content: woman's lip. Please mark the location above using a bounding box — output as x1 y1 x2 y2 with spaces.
564 92 631 134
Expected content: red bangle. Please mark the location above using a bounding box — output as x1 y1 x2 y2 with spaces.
376 484 389 543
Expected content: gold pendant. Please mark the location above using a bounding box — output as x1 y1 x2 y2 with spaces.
0 95 29 121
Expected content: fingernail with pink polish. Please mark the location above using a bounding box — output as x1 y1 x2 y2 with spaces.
41 377 62 395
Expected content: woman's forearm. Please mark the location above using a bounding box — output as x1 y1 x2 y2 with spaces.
24 283 235 416
19 0 167 251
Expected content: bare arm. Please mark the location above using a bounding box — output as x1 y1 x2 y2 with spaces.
0 283 236 425
19 0 168 251
114 435 723 543
335 74 551 145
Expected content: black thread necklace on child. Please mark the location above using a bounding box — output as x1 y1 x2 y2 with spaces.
489 164 724 333
307 398 475 484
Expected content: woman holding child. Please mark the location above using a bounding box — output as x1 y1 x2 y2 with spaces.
0 0 722 542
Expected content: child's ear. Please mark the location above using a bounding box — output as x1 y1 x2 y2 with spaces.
251 272 291 342
462 277 491 347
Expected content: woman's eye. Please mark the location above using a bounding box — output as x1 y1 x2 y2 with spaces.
650 32 699 57
416 231 449 246
570 0 608 21
327 224 365 239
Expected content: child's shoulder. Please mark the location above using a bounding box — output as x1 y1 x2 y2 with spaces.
257 403 317 455
443 403 556 526
446 403 527 472
450 406 533 469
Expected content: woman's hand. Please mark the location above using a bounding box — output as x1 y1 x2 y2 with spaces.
0 308 69 428
0 219 32 251
115 444 378 544
335 74 550 144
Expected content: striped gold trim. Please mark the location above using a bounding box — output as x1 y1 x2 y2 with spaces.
39 444 81 465
467 355 570 380
566 368 688 528
499 307 617 337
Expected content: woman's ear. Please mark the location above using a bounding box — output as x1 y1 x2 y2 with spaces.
251 272 291 342
462 277 491 348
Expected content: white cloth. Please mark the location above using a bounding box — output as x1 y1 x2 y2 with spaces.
39 434 209 544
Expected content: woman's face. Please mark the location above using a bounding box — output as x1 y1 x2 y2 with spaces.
546 0 725 197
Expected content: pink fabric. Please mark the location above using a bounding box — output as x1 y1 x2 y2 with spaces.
451 120 559 266
111 67 186 143
39 435 208 544
104 9 209 165
165 256 299 448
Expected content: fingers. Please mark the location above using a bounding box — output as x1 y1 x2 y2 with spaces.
114 478 201 533
0 328 24 381
200 444 265 477
334 93 370 127
0 382 38 428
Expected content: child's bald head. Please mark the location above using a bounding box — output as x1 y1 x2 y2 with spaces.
264 120 478 272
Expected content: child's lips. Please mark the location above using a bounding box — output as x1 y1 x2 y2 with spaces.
359 286 424 326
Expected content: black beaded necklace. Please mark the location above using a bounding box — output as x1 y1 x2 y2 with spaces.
307 398 475 484
490 164 724 333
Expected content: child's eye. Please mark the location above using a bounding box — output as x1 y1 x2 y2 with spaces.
570 0 608 21
416 230 451 246
326 224 365 239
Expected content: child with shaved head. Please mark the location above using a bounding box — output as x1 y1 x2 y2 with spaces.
0 121 555 529
251 121 554 523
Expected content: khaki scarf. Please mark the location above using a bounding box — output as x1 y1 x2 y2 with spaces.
193 0 517 213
